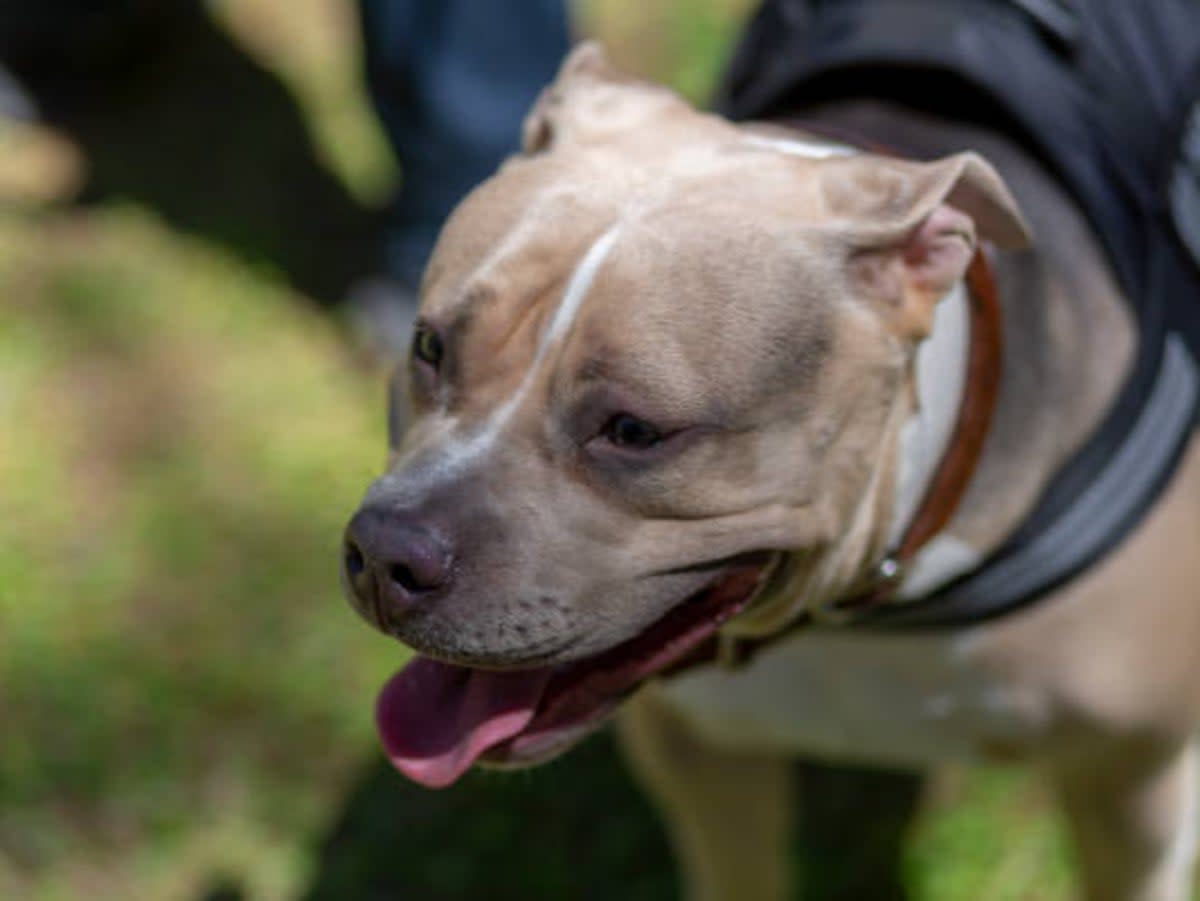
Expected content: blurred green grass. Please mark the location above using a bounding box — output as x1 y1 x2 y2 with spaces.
0 205 400 898
0 1 1087 898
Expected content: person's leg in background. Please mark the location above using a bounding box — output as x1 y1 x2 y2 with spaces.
349 0 571 353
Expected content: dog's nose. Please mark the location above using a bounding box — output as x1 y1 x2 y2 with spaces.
343 507 455 624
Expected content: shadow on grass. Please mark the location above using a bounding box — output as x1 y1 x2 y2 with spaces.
2 0 379 307
304 731 677 901
303 730 924 901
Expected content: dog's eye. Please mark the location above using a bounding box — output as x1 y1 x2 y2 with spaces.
412 323 444 369
600 413 662 449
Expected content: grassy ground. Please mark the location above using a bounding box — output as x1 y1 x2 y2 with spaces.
0 1 1090 898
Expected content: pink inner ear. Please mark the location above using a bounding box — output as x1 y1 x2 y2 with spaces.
903 205 977 299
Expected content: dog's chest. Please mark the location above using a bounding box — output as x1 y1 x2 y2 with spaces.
651 629 1052 765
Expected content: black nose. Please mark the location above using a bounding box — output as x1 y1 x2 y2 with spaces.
343 506 455 626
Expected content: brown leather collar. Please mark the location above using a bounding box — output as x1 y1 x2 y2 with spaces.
664 248 1004 675
894 254 1004 563
821 249 1003 617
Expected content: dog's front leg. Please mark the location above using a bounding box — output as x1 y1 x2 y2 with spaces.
1050 737 1199 901
617 690 793 901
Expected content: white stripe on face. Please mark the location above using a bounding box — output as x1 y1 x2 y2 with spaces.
742 133 856 160
423 225 622 481
539 226 621 353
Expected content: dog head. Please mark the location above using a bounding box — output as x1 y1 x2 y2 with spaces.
342 45 1028 786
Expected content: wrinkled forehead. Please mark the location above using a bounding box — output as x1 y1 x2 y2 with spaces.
416 146 852 427
419 140 835 333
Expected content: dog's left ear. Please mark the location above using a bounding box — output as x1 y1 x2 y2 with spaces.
825 152 1031 339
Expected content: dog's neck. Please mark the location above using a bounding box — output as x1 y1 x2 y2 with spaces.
726 275 975 637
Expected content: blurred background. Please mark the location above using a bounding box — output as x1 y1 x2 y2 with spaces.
0 0 1079 897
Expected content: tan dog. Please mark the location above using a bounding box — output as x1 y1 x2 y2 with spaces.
343 45 1200 900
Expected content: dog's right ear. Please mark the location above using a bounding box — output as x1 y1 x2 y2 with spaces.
819 152 1031 339
521 42 680 154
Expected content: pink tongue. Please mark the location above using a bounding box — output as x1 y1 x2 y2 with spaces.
376 657 552 789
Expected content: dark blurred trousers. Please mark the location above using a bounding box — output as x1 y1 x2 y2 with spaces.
359 0 570 288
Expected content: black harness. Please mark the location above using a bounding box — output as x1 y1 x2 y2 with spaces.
718 0 1200 628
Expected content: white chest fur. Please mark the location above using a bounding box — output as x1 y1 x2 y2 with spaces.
651 628 1051 766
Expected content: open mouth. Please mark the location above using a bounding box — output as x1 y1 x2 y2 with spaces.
375 556 773 789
